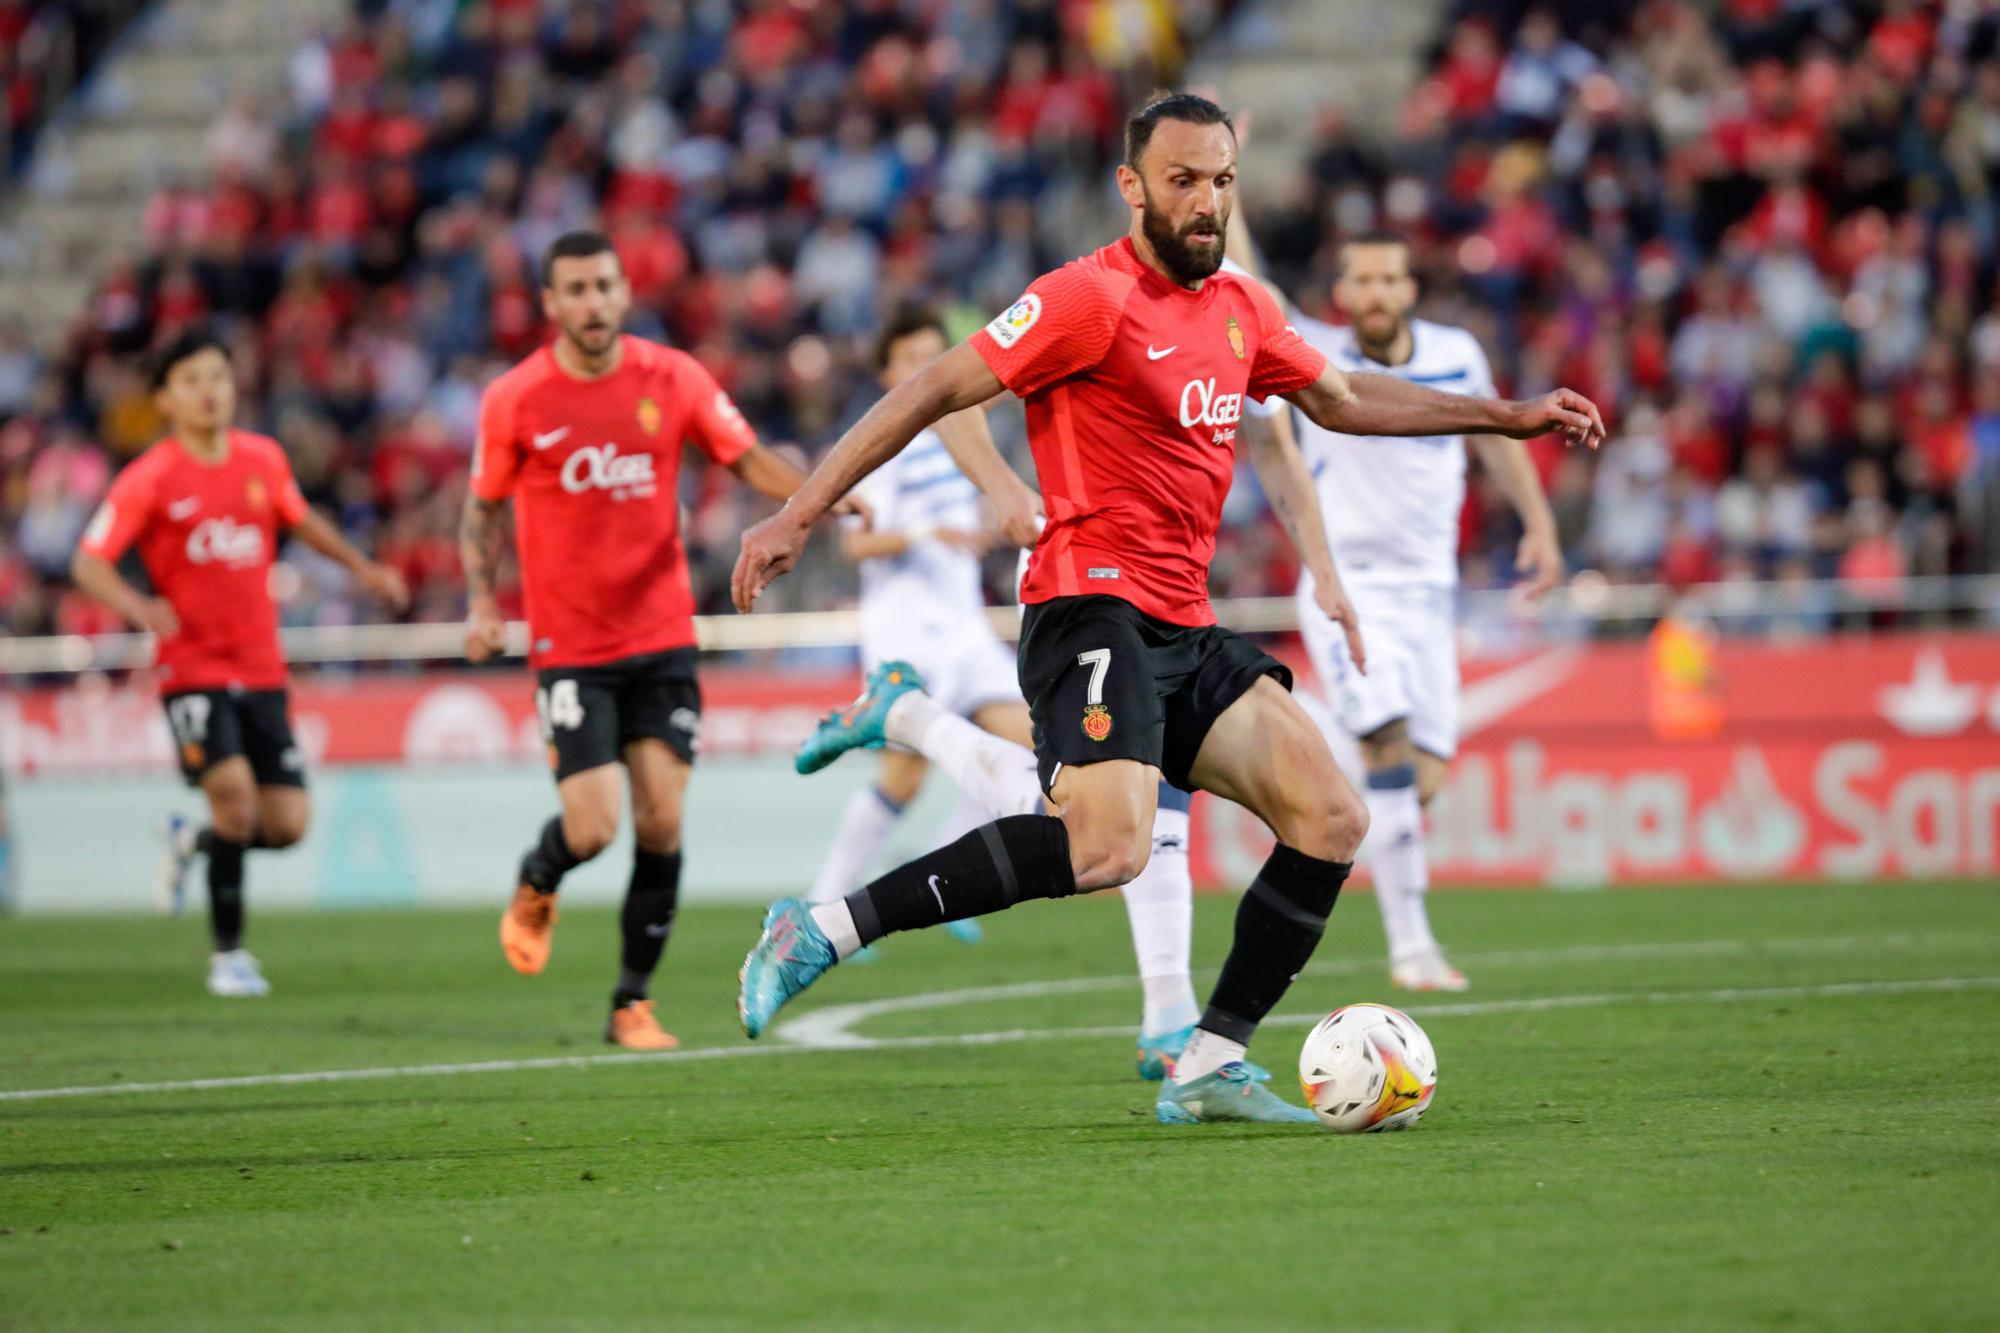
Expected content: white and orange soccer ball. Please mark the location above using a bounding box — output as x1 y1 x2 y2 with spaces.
1297 1003 1438 1133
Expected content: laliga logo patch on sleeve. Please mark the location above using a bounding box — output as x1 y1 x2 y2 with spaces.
985 292 1042 348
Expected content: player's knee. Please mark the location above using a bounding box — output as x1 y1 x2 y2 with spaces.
207 787 257 843
1070 828 1152 892
258 809 309 849
630 807 681 855
1280 779 1368 864
561 809 618 861
1360 720 1413 771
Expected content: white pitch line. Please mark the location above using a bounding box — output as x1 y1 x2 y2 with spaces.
2 974 1996 1106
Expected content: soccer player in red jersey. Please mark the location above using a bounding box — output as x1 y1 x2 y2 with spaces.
734 95 1606 1124
71 330 409 997
461 231 838 1051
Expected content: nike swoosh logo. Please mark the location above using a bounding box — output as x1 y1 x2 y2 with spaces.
167 498 199 520
927 874 946 914
532 427 572 450
1145 345 1177 361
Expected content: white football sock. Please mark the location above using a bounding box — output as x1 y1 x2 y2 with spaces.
884 692 1043 817
808 786 906 905
1365 774 1438 964
1123 801 1197 1036
1171 1028 1246 1084
808 900 863 960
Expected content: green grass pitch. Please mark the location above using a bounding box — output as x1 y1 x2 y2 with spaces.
2 881 1997 1330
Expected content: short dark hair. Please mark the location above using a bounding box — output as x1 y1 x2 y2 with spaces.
149 328 230 391
871 302 948 372
1124 92 1234 168
541 230 620 288
1337 228 1412 275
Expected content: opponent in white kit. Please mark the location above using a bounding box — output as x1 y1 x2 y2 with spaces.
1231 232 1564 992
805 304 1213 1078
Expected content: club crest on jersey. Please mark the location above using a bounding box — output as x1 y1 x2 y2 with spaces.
1226 316 1245 360
985 292 1042 348
637 397 663 435
245 477 267 510
1082 703 1113 741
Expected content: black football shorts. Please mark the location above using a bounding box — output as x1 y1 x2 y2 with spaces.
161 687 307 789
534 647 702 782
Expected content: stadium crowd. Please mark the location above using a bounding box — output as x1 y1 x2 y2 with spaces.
2 0 1998 647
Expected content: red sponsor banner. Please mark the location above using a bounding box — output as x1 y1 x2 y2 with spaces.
6 632 1998 882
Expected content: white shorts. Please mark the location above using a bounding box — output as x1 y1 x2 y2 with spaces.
1297 577 1459 761
864 616 1022 720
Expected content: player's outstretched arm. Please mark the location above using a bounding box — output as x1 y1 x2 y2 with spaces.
1289 367 1606 449
732 342 1005 612
290 508 411 612
69 551 179 639
933 404 1041 548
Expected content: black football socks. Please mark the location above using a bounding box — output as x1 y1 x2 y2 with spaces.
518 817 582 894
1198 844 1351 1044
614 849 681 1008
206 833 247 952
842 815 1074 947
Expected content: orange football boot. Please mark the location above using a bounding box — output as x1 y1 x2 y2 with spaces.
605 1000 679 1051
500 885 558 975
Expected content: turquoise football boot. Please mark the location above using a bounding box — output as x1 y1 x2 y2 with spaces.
795 661 927 775
736 898 838 1038
944 918 983 944
1135 1024 1271 1083
1154 1063 1317 1125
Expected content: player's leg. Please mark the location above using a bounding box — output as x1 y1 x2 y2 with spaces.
805 749 926 909
1298 584 1447 986
606 737 689 1049
1127 781 1201 1078
1156 671 1368 1123
738 601 1164 1037
196 755 267 997
502 669 623 975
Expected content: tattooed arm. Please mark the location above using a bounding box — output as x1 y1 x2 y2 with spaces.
459 494 509 662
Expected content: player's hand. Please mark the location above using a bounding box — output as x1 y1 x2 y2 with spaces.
463 597 506 663
733 509 811 613
1313 578 1366 675
361 562 411 612
831 493 873 528
933 526 996 555
132 596 179 639
989 479 1045 550
1503 389 1605 449
1515 527 1564 601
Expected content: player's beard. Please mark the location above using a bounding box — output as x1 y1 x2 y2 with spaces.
1353 309 1409 360
1140 189 1226 286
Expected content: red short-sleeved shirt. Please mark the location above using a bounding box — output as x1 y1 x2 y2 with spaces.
78 431 310 692
472 335 756 668
970 238 1326 626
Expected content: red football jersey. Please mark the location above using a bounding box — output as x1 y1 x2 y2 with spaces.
78 431 310 691
970 238 1327 626
472 335 756 668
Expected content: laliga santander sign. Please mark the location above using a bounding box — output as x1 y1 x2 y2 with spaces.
8 635 1998 886
1189 634 2000 887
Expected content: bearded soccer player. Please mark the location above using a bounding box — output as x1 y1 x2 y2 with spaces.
72 330 409 996
462 231 831 1052
732 94 1602 1123
802 304 1216 1077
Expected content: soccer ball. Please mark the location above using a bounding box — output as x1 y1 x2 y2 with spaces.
1297 1003 1438 1133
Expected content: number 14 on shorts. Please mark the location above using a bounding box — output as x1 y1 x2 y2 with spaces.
1079 648 1113 741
